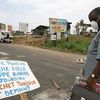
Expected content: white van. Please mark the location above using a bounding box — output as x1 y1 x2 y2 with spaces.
0 32 13 43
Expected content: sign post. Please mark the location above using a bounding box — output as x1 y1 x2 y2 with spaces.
0 60 40 99
51 33 57 47
20 93 29 100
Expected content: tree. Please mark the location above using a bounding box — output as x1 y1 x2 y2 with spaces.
80 19 84 26
79 19 86 34
75 22 80 35
75 19 87 35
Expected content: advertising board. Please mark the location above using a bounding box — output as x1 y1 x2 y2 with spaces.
49 18 67 33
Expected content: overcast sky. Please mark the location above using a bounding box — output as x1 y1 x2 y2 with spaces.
0 0 100 31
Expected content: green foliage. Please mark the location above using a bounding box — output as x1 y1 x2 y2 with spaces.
43 35 92 54
11 31 24 36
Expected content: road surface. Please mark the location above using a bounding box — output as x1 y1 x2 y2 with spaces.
0 43 86 100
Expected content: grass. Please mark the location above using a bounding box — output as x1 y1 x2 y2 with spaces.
43 35 92 54
13 35 92 54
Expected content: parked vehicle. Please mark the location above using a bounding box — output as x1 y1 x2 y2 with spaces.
0 32 13 43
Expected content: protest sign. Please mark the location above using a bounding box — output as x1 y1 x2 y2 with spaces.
0 60 40 99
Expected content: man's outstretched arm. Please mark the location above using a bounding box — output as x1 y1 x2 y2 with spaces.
87 61 100 89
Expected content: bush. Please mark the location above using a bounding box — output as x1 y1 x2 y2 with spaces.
43 35 92 54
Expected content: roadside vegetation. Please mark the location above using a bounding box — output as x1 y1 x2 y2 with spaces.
43 35 92 54
13 35 92 54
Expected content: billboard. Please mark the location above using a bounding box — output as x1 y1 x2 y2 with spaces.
19 23 28 32
49 18 67 34
8 25 12 32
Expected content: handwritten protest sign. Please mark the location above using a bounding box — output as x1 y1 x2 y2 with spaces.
0 60 40 99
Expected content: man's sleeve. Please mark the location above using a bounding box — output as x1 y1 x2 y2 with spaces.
96 39 100 61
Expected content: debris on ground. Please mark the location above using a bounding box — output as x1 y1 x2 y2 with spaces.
49 78 60 90
32 88 71 100
75 58 86 64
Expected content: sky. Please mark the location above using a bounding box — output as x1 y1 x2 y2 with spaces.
0 0 100 32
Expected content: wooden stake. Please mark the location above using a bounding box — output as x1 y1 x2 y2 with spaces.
20 93 29 100
49 78 60 90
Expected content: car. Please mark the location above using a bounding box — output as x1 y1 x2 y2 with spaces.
0 32 13 43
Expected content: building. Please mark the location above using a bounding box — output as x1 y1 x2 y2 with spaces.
8 25 12 32
0 23 6 31
79 23 97 36
67 22 72 34
31 25 49 36
19 22 28 33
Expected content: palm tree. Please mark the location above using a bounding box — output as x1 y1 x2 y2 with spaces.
75 22 80 35
79 19 85 34
75 19 87 35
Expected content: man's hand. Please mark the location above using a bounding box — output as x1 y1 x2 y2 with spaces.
85 61 100 90
86 77 96 90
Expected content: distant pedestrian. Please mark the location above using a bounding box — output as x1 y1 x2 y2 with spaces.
6 32 9 39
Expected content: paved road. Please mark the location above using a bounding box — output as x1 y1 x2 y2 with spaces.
0 43 86 100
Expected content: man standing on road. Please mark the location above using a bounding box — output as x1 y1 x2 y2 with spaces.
83 7 100 89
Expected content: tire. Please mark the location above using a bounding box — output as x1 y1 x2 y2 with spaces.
1 38 4 43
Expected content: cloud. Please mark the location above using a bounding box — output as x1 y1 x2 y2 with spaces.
0 10 10 22
1 0 100 31
7 0 20 4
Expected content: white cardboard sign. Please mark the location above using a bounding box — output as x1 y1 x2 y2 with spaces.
57 32 61 40
51 35 56 40
0 60 40 99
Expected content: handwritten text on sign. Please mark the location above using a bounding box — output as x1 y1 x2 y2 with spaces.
0 60 40 99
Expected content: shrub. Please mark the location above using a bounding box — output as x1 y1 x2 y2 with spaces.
43 35 92 54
